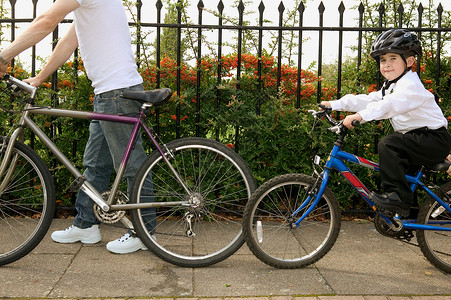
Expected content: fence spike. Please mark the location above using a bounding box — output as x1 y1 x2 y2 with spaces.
378 3 385 15
338 1 345 14
156 0 162 10
298 2 305 14
238 0 245 13
358 2 364 14
259 1 265 14
218 0 224 14
418 3 423 14
278 1 285 13
437 2 443 14
318 1 325 14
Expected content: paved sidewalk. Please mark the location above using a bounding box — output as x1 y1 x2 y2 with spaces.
1 219 451 299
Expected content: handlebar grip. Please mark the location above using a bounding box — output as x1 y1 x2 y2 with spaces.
318 103 332 114
351 120 360 127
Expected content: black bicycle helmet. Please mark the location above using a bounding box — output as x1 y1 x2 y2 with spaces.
370 29 422 61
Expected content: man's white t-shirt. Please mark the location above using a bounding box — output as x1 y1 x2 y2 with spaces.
74 0 142 94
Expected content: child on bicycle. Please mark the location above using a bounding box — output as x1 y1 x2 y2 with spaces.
321 29 451 217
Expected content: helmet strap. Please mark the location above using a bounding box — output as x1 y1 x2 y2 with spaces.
381 68 410 97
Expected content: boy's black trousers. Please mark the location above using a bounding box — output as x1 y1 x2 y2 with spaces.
378 127 451 204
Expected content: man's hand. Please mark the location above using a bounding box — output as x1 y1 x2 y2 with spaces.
0 61 8 77
343 113 362 130
24 77 44 87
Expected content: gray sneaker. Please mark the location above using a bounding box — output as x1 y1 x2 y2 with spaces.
51 225 101 244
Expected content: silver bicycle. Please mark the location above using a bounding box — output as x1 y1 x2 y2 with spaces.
0 75 256 267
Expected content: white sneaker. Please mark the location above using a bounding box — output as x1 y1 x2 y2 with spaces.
106 232 148 254
51 225 101 244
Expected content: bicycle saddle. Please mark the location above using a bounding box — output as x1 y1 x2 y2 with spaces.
122 88 173 106
427 160 451 172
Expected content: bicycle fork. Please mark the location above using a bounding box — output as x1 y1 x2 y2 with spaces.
0 127 24 196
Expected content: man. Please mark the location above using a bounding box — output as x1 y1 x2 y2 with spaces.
0 0 151 254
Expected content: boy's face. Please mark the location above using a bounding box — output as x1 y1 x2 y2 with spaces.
379 53 415 81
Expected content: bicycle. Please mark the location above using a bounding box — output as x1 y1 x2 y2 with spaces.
242 105 451 273
0 75 256 268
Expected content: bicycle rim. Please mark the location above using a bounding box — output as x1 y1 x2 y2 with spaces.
243 174 341 269
0 138 55 266
130 137 256 267
417 182 451 273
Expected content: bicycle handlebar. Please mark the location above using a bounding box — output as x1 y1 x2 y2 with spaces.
2 75 37 97
309 104 360 135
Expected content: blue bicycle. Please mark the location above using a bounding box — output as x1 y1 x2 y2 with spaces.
243 106 451 273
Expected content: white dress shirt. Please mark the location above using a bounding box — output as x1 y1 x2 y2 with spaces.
330 71 448 133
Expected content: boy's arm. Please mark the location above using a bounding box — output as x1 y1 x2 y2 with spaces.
323 92 382 113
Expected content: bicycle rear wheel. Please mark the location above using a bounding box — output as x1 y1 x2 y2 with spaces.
243 173 341 269
0 137 55 266
417 181 451 273
130 137 256 267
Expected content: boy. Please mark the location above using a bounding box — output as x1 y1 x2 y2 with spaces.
321 29 451 217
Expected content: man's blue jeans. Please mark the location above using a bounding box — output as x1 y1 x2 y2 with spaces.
73 84 155 233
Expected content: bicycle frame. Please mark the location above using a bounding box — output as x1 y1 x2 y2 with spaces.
0 78 191 213
294 138 451 232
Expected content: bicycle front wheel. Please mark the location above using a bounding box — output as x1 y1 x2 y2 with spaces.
130 137 256 267
0 137 55 266
243 173 341 269
417 181 451 273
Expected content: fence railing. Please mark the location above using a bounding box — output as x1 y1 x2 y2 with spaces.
2 1 449 123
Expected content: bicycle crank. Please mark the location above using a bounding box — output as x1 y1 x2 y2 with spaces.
374 214 414 242
93 191 128 224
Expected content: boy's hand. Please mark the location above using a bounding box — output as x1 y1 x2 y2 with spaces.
343 113 362 130
320 101 331 109
446 155 451 176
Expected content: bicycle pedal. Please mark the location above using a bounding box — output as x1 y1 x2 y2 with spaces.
396 229 414 242
68 176 86 192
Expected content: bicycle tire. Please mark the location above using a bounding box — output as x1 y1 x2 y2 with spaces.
0 137 55 266
242 173 341 269
416 181 451 273
130 137 256 267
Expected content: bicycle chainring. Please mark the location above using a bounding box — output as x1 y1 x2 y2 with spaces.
373 214 414 242
93 191 128 224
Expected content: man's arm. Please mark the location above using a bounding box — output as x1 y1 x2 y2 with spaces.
0 0 80 75
25 24 78 87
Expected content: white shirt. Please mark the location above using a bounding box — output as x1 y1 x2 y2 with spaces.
74 0 142 94
330 71 448 133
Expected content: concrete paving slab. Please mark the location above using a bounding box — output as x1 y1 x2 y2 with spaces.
316 222 451 295
1 219 451 299
193 254 332 297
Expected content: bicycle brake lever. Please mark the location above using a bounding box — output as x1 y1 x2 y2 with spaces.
327 121 343 134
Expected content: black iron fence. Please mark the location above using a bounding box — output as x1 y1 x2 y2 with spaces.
1 1 449 131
